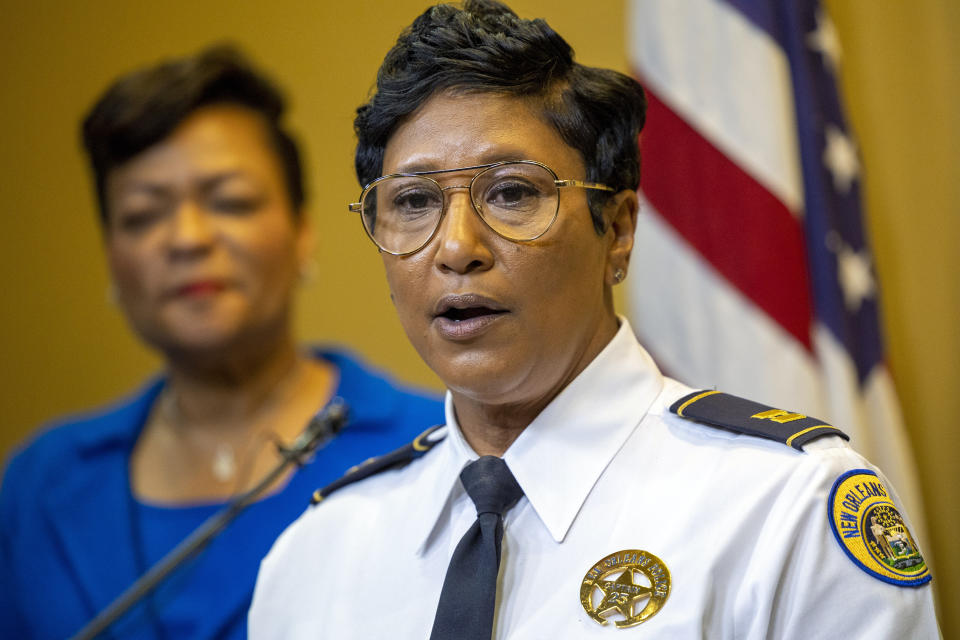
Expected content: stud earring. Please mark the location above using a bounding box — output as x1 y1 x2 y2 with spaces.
613 268 625 284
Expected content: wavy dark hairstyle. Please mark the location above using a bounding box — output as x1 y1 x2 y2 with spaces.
354 0 646 233
82 44 305 225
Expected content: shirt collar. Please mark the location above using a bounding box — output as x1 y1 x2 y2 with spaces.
413 317 664 552
70 377 165 455
412 396 475 556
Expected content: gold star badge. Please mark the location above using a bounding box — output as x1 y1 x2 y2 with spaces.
580 550 670 628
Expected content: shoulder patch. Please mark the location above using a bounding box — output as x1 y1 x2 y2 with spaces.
669 390 848 450
828 469 931 586
310 424 446 505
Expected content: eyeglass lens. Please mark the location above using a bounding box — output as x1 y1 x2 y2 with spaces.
360 162 560 254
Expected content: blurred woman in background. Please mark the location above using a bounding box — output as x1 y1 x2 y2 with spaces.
0 45 443 639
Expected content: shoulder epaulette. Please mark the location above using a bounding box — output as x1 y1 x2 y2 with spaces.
310 424 446 505
669 390 848 451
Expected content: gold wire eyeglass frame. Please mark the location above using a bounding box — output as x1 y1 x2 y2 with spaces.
347 160 614 255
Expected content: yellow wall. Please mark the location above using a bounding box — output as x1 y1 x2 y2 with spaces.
1 0 956 634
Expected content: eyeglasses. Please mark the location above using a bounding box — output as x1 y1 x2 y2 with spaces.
348 160 614 255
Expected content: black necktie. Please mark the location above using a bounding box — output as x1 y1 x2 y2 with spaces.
429 456 524 640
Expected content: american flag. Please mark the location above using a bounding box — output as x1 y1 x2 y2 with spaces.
625 0 926 537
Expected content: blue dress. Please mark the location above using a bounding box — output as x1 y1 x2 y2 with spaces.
0 349 444 639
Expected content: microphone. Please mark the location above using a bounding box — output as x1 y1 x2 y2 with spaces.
282 398 348 464
68 399 349 640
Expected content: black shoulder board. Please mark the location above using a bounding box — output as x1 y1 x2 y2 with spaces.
310 424 446 505
669 390 848 451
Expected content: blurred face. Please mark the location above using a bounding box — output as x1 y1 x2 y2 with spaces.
104 104 311 357
380 92 629 410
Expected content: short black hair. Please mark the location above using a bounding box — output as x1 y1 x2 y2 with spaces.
82 44 305 225
354 0 646 233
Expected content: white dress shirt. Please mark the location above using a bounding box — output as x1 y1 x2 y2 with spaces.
250 320 940 638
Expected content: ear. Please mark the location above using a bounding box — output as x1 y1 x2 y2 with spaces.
604 189 638 285
294 210 316 279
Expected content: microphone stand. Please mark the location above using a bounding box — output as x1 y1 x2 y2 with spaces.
68 399 349 640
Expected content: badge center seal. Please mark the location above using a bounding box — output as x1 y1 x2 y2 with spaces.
580 550 670 628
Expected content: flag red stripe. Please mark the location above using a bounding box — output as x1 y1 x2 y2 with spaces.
639 87 814 349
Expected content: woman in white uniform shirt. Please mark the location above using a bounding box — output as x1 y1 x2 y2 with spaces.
250 1 941 637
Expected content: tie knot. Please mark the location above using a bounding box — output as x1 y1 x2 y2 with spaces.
460 456 524 517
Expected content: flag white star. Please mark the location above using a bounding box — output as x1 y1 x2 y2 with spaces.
828 232 876 312
823 124 860 194
807 7 842 73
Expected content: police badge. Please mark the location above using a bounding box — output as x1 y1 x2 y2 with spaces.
580 550 670 628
